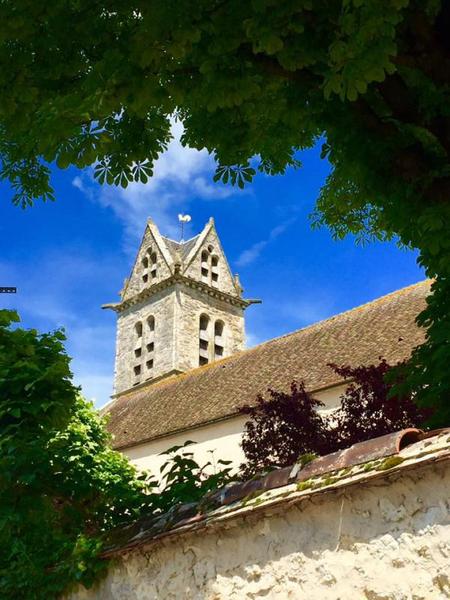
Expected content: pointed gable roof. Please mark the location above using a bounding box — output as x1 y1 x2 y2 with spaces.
120 219 176 301
181 217 240 296
181 218 214 271
105 280 431 449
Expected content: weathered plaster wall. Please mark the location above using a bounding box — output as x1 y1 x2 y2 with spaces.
122 385 344 475
68 459 450 600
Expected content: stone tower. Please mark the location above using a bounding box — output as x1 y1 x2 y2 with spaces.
104 217 257 396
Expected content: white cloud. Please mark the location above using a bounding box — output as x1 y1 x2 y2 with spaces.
75 374 113 407
0 253 118 408
278 299 332 327
245 331 263 348
73 119 244 253
236 240 268 268
72 175 94 200
236 218 296 267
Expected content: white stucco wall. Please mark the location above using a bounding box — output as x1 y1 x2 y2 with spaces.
67 454 450 600
123 416 249 476
122 384 346 475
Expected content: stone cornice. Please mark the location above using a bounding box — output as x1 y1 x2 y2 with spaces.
102 274 257 313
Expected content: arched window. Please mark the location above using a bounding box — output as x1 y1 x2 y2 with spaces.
133 321 143 384
214 320 224 358
201 250 209 282
211 255 219 286
142 247 157 284
199 314 210 365
142 250 150 283
150 252 157 279
145 316 155 379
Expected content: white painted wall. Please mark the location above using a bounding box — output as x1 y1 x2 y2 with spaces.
123 415 249 477
122 384 346 476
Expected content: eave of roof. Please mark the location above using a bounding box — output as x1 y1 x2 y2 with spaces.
103 272 250 313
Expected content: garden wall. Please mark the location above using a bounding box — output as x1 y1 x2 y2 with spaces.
68 431 450 600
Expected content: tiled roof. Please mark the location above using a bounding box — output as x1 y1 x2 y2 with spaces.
162 235 199 263
105 280 431 449
101 427 450 558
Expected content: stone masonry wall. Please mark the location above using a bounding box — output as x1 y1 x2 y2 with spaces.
114 284 245 394
114 290 175 394
68 460 450 600
176 285 245 373
113 221 246 395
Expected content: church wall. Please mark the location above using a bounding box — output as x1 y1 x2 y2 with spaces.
175 285 245 373
122 384 346 475
114 290 176 394
123 415 248 476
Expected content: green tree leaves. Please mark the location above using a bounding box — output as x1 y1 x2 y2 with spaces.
213 164 256 188
0 312 234 598
0 1 448 419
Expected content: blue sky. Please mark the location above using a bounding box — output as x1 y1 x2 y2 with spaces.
0 121 424 407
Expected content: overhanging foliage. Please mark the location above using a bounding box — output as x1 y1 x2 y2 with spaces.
0 1 448 418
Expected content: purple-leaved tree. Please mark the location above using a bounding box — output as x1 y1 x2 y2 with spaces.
239 359 431 477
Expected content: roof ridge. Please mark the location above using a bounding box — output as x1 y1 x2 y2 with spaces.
247 278 431 351
115 279 430 399
162 233 200 245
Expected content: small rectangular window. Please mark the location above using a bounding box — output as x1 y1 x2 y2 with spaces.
212 272 218 283
134 365 141 376
199 356 208 366
146 359 153 369
146 342 154 353
151 268 157 279
134 348 142 358
199 339 208 351
215 345 224 357
142 274 148 283
201 267 209 278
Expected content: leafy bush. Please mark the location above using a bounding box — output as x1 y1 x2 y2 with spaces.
331 359 431 448
0 311 233 599
240 359 431 477
147 442 234 515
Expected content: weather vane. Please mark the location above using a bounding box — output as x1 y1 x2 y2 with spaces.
178 214 191 241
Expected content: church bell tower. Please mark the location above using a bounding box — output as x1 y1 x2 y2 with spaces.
103 217 256 396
